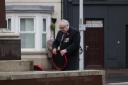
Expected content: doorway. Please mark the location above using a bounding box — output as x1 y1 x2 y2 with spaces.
84 19 104 69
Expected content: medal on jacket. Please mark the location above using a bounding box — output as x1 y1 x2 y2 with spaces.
64 38 69 42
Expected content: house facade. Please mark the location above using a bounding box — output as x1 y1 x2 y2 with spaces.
5 0 62 70
63 0 128 69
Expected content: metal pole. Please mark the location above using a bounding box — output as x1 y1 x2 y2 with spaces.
79 0 84 70
79 0 83 24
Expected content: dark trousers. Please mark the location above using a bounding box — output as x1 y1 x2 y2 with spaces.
64 56 79 71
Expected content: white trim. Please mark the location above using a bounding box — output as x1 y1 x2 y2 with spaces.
35 15 41 50
46 16 51 40
21 49 47 52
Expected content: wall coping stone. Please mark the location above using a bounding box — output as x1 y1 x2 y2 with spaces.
0 70 105 80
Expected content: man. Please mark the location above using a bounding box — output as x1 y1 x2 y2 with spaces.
52 19 80 70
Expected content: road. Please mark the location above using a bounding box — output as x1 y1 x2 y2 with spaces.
107 82 128 85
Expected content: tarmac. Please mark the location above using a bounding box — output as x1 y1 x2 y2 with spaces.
107 82 128 85
106 76 128 85
106 69 128 85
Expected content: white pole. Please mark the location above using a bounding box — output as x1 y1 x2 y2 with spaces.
79 0 84 70
80 0 83 24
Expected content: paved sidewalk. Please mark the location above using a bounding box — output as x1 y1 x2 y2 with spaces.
106 75 128 85
107 82 128 85
106 69 128 85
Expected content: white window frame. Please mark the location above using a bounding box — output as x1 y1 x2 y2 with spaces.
18 16 36 51
6 13 51 53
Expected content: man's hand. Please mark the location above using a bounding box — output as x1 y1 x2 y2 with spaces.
60 49 67 56
52 48 57 54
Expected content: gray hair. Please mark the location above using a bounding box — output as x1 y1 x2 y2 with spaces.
61 19 70 27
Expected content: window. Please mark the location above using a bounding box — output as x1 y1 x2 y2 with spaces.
6 14 51 53
20 18 35 48
42 18 47 48
86 20 103 28
7 18 11 31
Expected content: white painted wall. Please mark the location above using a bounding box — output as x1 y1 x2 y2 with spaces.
5 0 61 21
5 0 62 70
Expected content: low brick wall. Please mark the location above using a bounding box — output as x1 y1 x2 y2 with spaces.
0 70 105 85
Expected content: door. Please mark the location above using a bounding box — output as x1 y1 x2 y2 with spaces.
84 28 104 69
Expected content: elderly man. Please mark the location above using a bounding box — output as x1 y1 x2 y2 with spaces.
52 19 80 70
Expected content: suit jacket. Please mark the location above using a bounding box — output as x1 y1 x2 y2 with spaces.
53 27 80 57
52 27 80 70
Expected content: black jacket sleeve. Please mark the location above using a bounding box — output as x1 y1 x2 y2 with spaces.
66 30 80 54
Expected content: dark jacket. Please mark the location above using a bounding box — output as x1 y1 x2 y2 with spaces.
52 27 80 70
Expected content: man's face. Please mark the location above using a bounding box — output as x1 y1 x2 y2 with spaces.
59 22 68 33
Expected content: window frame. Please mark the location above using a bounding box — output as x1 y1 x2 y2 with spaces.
6 13 51 53
19 17 36 49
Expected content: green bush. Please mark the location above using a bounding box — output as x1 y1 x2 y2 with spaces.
50 23 55 32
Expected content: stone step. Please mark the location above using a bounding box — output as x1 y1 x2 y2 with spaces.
0 60 33 72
